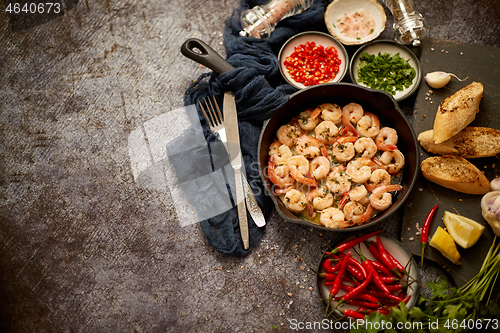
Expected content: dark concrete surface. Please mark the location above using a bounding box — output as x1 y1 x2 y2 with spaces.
0 1 499 332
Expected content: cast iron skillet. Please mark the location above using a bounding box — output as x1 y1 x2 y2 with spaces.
258 83 419 231
181 38 419 232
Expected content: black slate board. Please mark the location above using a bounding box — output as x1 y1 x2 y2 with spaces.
401 38 500 288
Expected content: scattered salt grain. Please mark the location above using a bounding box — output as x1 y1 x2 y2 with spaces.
409 237 414 241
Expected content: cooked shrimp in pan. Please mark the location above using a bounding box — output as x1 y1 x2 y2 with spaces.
379 149 405 174
315 121 339 145
313 103 342 124
354 137 378 158
369 184 403 211
309 156 330 180
357 112 380 138
268 101 405 229
376 127 398 151
297 109 320 131
320 207 354 229
326 165 352 195
287 155 317 187
277 124 300 146
284 189 308 213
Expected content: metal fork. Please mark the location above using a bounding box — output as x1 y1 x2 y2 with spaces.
199 96 227 148
198 96 266 228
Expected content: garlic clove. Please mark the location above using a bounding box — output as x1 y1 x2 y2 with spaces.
424 71 468 89
425 71 451 89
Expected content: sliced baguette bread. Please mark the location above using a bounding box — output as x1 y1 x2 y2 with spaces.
419 127 500 158
420 155 490 194
432 82 483 144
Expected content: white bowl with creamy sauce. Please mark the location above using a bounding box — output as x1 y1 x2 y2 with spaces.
324 0 386 45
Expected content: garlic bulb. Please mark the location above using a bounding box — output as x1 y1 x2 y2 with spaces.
424 71 468 89
481 191 500 237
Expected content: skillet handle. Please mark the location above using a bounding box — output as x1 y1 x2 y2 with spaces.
181 38 234 74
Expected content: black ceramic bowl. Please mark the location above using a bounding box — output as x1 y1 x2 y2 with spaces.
257 83 419 232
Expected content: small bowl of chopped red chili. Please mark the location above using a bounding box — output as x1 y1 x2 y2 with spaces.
278 31 348 90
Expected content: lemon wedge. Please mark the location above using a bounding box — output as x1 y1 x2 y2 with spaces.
429 226 461 265
443 211 485 249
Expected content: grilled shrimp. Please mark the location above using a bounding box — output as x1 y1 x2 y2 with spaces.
375 127 398 151
379 149 405 174
287 155 317 187
346 157 373 183
369 184 402 211
325 165 352 195
341 102 363 136
356 112 380 138
284 189 308 213
307 187 334 217
277 124 300 147
332 142 355 163
365 169 391 192
315 120 339 145
268 156 295 190
309 156 330 180
312 103 342 124
268 140 293 165
354 137 378 158
297 109 320 131
295 135 327 159
320 207 354 229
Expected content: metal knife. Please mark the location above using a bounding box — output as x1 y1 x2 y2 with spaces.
215 126 266 228
223 92 249 249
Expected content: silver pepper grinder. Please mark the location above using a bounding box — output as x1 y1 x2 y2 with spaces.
383 0 429 46
239 0 313 38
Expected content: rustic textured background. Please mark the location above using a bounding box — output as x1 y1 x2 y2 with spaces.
1 1 499 332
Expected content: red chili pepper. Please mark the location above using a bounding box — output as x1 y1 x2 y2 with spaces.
378 275 400 284
324 251 351 315
358 247 391 295
367 290 404 303
421 205 439 266
327 230 381 255
343 299 379 308
317 272 336 281
368 282 404 293
340 270 373 303
363 240 381 262
336 252 368 279
323 258 341 274
375 235 403 278
337 284 379 304
403 295 411 304
369 259 393 277
340 309 365 320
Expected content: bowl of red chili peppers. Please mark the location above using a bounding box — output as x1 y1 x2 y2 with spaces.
316 230 420 320
279 31 348 89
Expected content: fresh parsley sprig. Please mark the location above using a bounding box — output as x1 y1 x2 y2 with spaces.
356 52 416 95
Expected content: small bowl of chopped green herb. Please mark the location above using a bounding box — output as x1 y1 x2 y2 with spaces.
350 40 422 102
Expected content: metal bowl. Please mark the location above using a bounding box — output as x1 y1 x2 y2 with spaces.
257 83 419 232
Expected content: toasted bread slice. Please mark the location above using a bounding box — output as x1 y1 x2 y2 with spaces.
419 127 500 158
420 155 490 194
432 82 483 144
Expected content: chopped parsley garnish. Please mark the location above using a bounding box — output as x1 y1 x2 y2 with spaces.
356 52 416 95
